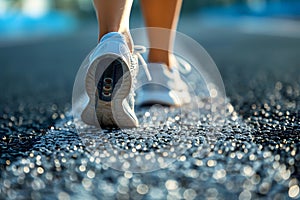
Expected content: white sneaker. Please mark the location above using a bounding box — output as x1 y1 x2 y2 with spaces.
81 32 139 128
136 61 191 107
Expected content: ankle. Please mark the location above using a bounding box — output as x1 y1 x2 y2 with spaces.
148 49 175 69
121 30 134 52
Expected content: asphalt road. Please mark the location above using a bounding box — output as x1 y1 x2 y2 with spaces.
0 16 300 199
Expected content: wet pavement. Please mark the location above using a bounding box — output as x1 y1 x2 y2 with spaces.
0 17 300 199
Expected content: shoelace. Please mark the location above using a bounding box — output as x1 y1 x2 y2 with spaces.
133 45 152 81
175 56 192 75
133 45 192 80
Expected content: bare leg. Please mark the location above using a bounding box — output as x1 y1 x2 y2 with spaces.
93 0 133 50
140 0 183 69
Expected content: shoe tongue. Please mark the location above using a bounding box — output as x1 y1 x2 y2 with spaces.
149 63 168 71
149 63 178 75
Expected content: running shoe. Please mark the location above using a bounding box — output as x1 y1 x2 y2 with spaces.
81 32 139 128
136 60 191 107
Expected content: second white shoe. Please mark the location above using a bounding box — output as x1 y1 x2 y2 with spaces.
136 62 191 107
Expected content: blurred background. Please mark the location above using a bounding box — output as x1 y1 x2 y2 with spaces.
1 0 300 40
0 0 300 108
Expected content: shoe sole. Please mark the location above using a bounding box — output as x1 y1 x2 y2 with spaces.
93 54 138 128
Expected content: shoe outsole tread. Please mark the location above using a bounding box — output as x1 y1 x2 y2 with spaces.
93 55 138 128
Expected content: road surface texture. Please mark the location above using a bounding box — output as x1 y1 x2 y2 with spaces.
1 16 300 199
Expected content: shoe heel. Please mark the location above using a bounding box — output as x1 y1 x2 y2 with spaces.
97 58 127 102
94 56 135 128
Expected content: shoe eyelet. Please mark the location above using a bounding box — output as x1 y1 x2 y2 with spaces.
104 78 113 84
103 85 112 91
102 91 111 97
